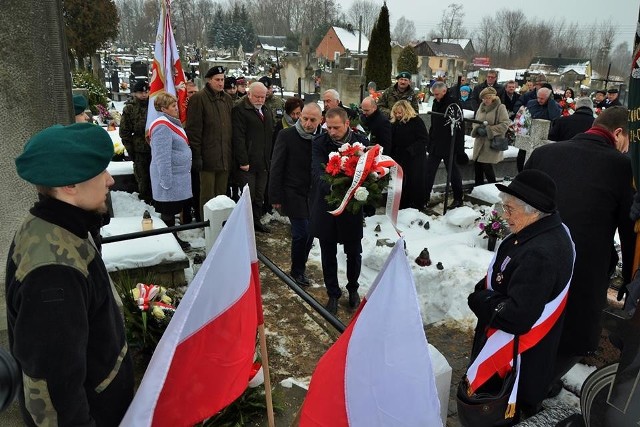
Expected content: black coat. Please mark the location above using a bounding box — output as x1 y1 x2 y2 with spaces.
547 107 595 141
525 133 635 355
232 97 274 170
470 81 504 107
360 109 392 153
468 212 574 407
391 116 428 209
268 126 316 218
500 91 521 118
428 94 465 157
309 131 370 242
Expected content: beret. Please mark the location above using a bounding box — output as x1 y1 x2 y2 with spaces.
236 76 247 85
16 123 114 187
396 71 411 79
132 80 149 92
224 76 236 89
258 76 272 87
205 66 225 78
73 95 87 115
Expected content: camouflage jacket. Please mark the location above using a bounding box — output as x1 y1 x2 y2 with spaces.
5 197 134 426
119 98 150 154
264 95 285 124
377 84 420 118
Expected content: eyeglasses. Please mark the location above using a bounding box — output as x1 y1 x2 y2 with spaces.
501 203 518 216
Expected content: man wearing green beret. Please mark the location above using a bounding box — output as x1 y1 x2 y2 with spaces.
73 94 89 123
7 123 134 426
377 71 420 118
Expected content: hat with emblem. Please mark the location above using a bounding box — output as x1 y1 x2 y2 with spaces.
132 80 150 93
258 76 272 88
204 66 225 78
224 76 237 89
396 71 411 80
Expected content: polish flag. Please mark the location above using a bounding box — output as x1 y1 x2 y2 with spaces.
146 0 187 130
121 188 263 426
299 239 442 426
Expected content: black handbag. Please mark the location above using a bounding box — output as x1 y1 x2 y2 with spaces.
456 334 519 427
490 136 509 151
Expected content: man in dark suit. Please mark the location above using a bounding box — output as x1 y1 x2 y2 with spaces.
548 97 595 141
269 103 323 286
310 108 370 315
525 106 635 394
605 87 622 107
360 96 392 153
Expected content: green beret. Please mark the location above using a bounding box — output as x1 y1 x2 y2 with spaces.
73 94 88 115
16 123 114 187
397 71 411 80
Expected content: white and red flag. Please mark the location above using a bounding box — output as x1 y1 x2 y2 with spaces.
299 238 442 426
146 0 187 129
121 188 263 426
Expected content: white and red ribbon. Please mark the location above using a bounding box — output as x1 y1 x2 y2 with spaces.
149 116 189 145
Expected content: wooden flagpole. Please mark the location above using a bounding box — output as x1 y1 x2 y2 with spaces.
258 324 275 427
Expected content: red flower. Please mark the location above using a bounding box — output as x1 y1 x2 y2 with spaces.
343 156 360 177
325 155 343 176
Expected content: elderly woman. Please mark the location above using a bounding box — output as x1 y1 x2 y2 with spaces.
390 100 429 210
470 87 510 186
149 92 192 249
465 170 575 423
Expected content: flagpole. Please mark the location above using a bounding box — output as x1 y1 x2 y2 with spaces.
258 324 276 427
629 5 640 271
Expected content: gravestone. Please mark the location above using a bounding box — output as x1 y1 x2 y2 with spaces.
131 60 149 78
0 0 74 331
513 119 552 164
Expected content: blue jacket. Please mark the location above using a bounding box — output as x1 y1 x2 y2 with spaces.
526 98 562 121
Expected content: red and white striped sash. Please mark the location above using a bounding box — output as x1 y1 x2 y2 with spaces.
149 115 189 145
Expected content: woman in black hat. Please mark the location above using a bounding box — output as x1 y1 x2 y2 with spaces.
464 170 575 424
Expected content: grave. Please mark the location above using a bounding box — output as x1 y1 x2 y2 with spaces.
513 119 552 164
101 217 189 287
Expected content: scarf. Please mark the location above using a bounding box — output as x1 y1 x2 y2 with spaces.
461 95 469 102
283 113 296 128
328 127 354 149
294 120 317 140
585 126 616 148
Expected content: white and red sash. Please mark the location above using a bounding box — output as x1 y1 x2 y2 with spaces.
149 116 189 145
465 223 575 418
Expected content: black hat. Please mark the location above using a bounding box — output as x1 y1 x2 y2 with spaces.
596 90 607 96
205 66 225 78
607 88 619 94
495 170 557 213
396 71 411 79
258 76 272 88
224 76 236 89
132 80 150 93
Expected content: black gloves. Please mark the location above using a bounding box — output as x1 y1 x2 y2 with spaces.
630 191 640 221
192 157 202 173
476 126 488 137
468 289 496 325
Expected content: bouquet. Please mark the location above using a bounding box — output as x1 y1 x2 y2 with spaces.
122 282 177 350
558 97 576 116
478 210 508 239
323 143 393 215
96 104 112 124
512 106 532 136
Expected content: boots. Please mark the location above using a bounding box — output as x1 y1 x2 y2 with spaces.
348 290 361 308
325 296 339 315
447 199 463 210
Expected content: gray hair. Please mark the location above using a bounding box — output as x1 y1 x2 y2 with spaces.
323 89 340 101
537 87 552 99
498 192 542 216
248 82 267 93
302 102 322 115
575 97 593 110
431 81 447 93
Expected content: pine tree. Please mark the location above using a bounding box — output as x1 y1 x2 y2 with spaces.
397 45 418 74
365 2 391 90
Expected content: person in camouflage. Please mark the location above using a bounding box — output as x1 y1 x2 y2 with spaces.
119 80 152 203
377 71 420 118
259 76 285 124
7 123 134 426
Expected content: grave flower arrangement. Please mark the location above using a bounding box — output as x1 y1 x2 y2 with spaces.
478 210 509 239
323 143 394 215
512 106 532 136
558 97 576 116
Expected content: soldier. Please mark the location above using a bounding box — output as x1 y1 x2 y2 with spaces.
7 123 134 426
119 80 152 203
377 71 420 118
236 76 248 98
259 76 285 124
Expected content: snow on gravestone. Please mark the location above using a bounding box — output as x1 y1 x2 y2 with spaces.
513 118 552 165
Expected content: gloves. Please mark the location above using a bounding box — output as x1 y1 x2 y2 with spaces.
192 157 202 173
630 191 640 221
476 126 488 137
467 289 496 325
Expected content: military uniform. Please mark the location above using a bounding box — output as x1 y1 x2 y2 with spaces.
6 197 134 426
264 94 285 125
119 98 152 202
377 84 420 117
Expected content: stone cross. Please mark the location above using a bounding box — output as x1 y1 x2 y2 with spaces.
513 119 552 164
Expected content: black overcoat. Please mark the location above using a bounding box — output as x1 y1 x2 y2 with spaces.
525 133 635 355
391 116 428 209
547 107 595 141
268 126 316 218
232 97 274 170
468 212 575 407
309 131 370 242
428 94 465 157
361 109 392 154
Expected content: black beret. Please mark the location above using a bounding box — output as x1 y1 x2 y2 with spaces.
132 80 150 92
396 71 411 79
495 170 557 213
16 123 114 187
258 76 272 88
205 66 225 78
73 95 87 115
607 88 619 94
224 76 237 89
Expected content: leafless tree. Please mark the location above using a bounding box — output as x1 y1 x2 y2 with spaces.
497 9 526 61
435 3 466 39
345 0 380 37
392 16 416 45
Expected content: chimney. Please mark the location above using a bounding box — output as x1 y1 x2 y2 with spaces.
436 38 442 44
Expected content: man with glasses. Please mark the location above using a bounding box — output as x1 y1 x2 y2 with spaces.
119 80 152 203
470 69 504 109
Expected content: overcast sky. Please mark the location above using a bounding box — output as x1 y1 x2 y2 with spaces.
342 0 639 48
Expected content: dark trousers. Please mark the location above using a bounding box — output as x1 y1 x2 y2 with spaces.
474 161 496 186
236 168 268 221
133 152 152 203
517 149 526 172
319 239 362 298
424 151 463 201
290 218 313 276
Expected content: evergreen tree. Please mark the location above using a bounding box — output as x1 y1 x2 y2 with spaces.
365 2 391 89
397 45 418 74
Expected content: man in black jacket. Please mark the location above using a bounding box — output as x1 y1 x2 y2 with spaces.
270 103 323 286
425 81 465 209
470 69 504 109
310 108 370 315
360 96 392 153
525 106 635 394
232 81 274 232
548 97 595 141
7 123 134 426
